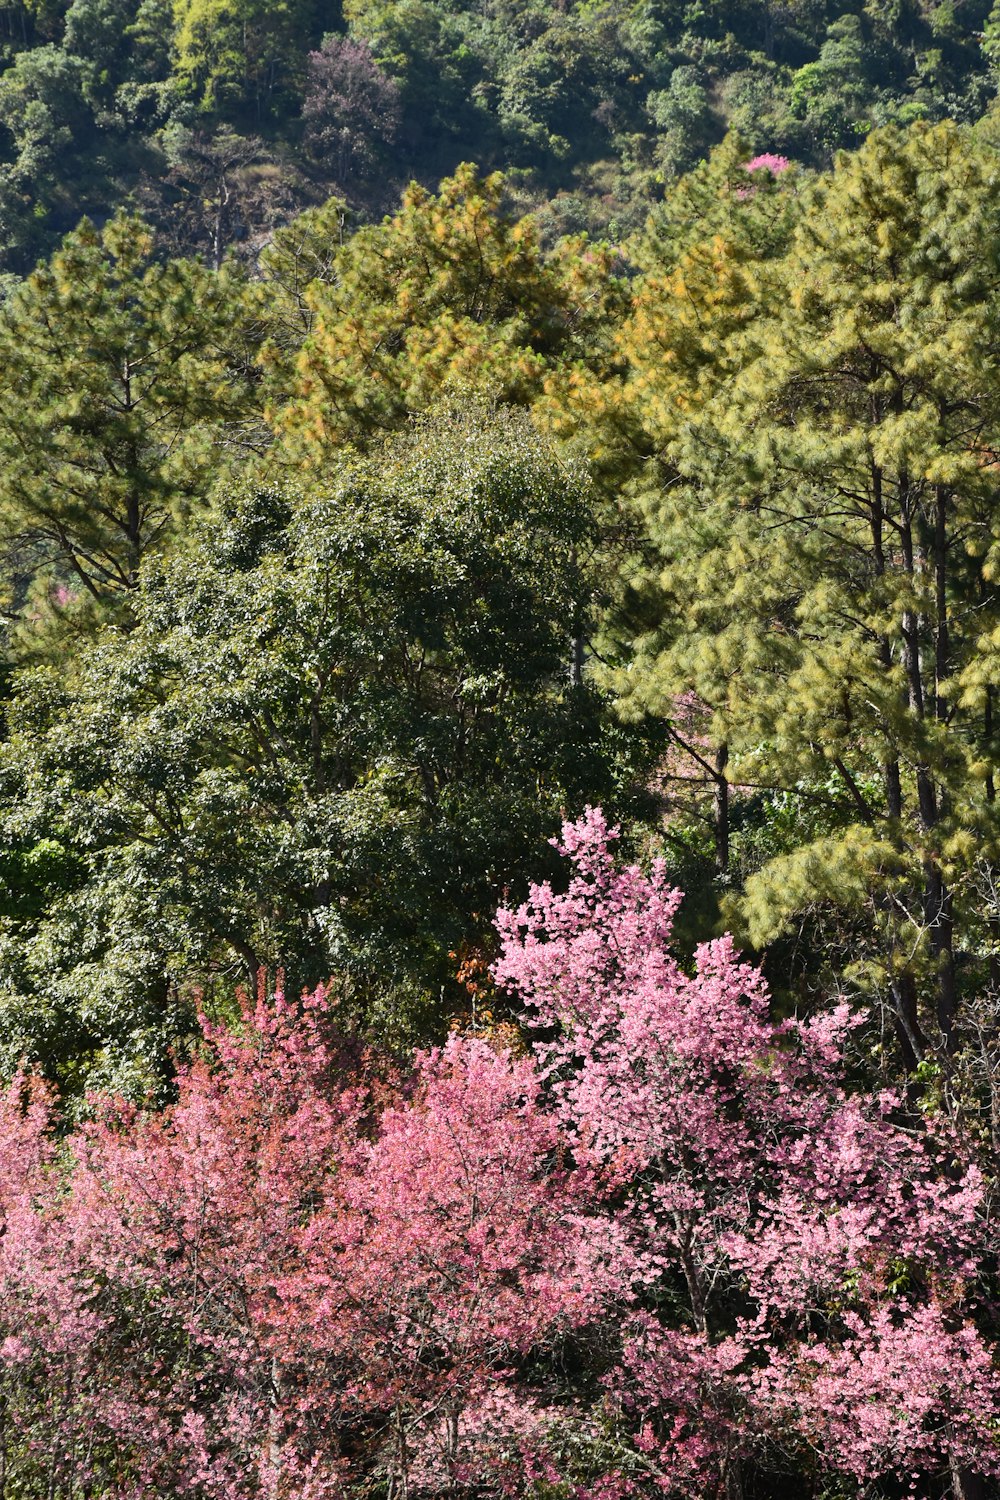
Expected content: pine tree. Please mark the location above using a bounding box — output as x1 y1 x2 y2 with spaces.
574 139 801 881
0 210 259 644
615 122 1000 1064
265 164 622 462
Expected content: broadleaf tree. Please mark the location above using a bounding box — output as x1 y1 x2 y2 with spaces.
0 405 661 1093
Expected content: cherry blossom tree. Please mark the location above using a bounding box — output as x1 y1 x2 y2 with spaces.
0 809 995 1498
0 989 608 1499
495 807 1000 1499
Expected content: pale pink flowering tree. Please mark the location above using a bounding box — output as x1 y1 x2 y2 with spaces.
0 1073 134 1499
494 807 999 1499
735 153 792 200
60 983 365 1499
743 153 791 175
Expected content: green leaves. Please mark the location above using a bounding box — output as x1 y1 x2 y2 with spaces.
266 163 623 458
0 404 660 1094
608 123 1000 1058
170 0 325 115
0 209 259 651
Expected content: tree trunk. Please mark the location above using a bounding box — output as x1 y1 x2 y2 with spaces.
951 1466 987 1500
569 627 584 688
714 741 729 875
889 970 927 1070
928 866 958 1052
930 484 958 1049
898 477 937 827
722 1452 743 1500
883 747 903 820
569 555 585 688
212 173 231 274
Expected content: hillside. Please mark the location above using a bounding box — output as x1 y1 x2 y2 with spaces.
0 5 999 1494
0 0 998 267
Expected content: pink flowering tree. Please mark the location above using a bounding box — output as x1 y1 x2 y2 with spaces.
0 1073 115 1498
281 1031 620 1496
0 989 613 1499
494 808 999 1499
743 153 791 176
735 153 792 200
0 810 994 1498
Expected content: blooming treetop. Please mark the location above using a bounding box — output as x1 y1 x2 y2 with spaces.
495 808 998 1496
0 810 993 1498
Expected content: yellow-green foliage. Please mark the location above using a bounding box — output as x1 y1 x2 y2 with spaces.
265 164 623 461
600 122 1000 1052
171 0 319 111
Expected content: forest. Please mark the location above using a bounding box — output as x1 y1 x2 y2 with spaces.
1 0 1000 1496
0 0 999 265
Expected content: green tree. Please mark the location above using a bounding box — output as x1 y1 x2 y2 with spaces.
63 0 142 105
491 15 630 169
0 210 259 647
255 194 350 354
170 0 333 118
266 164 624 460
613 122 1000 1066
0 405 660 1094
556 139 802 933
647 65 718 177
0 0 71 47
0 42 91 264
343 0 486 153
789 15 874 150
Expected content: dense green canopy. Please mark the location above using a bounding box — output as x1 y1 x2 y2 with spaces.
0 0 997 265
0 406 659 1091
610 122 1000 1064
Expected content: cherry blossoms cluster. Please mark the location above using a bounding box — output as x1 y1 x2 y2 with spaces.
743 153 792 175
495 809 998 1497
0 809 994 1498
735 152 792 198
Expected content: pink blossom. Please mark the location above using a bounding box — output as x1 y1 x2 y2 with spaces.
0 815 993 1495
743 153 791 175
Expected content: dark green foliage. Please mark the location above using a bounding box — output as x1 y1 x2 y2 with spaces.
0 0 995 266
0 406 661 1095
0 210 260 647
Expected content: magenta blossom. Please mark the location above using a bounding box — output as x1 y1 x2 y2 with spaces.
744 153 791 174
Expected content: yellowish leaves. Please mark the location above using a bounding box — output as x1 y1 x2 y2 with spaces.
733 827 905 948
267 165 618 461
